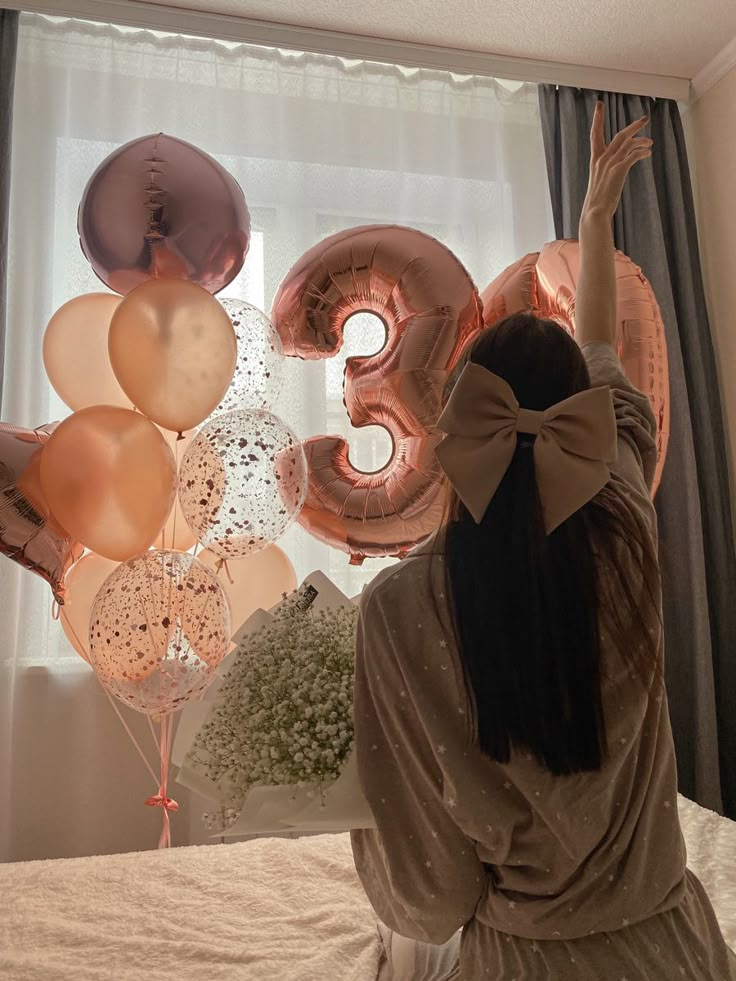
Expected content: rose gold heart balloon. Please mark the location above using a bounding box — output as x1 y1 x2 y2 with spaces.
480 240 669 493
0 422 83 602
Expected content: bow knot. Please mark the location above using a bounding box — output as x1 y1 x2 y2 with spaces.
515 407 543 436
436 362 617 533
145 793 179 813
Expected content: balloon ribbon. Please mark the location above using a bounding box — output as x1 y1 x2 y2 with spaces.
144 712 178 849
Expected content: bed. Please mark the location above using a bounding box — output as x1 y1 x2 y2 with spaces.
1 795 733 981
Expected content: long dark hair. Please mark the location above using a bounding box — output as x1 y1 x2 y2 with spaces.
442 313 660 776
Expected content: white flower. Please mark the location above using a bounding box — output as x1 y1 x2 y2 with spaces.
187 597 360 832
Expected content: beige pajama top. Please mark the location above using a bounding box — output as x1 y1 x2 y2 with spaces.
351 342 735 980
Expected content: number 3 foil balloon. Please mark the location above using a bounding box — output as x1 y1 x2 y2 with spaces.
271 224 483 563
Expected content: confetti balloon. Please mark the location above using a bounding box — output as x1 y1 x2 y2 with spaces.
215 299 286 414
88 550 231 716
178 410 307 559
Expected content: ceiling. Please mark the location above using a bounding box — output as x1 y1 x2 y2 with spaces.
147 0 735 81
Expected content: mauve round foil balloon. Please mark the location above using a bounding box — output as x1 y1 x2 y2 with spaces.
78 133 251 296
271 224 483 563
0 422 83 603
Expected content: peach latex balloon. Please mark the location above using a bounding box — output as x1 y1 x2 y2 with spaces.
480 240 669 492
60 553 120 661
43 293 132 411
200 545 297 636
108 279 237 433
40 406 177 561
158 427 197 551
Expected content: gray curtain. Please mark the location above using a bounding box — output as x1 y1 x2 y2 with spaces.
0 9 18 410
538 85 736 818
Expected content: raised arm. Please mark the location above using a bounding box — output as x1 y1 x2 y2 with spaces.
575 103 652 348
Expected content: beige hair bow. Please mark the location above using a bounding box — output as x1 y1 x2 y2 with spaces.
435 362 618 533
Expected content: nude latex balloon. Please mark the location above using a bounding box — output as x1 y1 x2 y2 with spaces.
60 553 120 661
40 406 177 561
42 293 132 411
77 133 250 296
480 240 669 493
200 545 297 636
158 428 196 552
108 279 237 433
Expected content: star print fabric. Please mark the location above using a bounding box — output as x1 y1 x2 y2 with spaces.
351 344 736 979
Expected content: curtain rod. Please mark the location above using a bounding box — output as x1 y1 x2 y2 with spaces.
6 0 691 101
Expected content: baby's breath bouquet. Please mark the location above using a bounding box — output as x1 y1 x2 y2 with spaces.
174 571 376 836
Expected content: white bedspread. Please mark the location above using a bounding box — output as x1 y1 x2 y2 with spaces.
0 833 382 981
679 795 736 948
0 795 733 981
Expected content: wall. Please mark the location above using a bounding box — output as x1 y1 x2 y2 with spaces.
688 65 736 523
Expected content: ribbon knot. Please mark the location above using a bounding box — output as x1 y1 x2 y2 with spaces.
515 407 543 436
435 362 618 533
145 793 179 813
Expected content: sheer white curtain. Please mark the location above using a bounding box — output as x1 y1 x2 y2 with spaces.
0 12 554 861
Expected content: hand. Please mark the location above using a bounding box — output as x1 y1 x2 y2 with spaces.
581 102 652 223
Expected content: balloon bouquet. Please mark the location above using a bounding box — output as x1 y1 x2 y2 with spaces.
1 134 305 846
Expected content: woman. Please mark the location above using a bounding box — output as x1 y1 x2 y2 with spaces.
351 104 736 979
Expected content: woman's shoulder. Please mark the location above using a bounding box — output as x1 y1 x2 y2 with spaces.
359 548 439 619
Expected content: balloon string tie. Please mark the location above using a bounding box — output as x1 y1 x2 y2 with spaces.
145 713 177 849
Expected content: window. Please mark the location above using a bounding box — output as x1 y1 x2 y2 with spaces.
6 13 554 659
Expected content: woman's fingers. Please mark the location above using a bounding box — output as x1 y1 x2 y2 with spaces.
590 102 606 159
612 146 652 176
607 115 650 155
610 135 653 162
